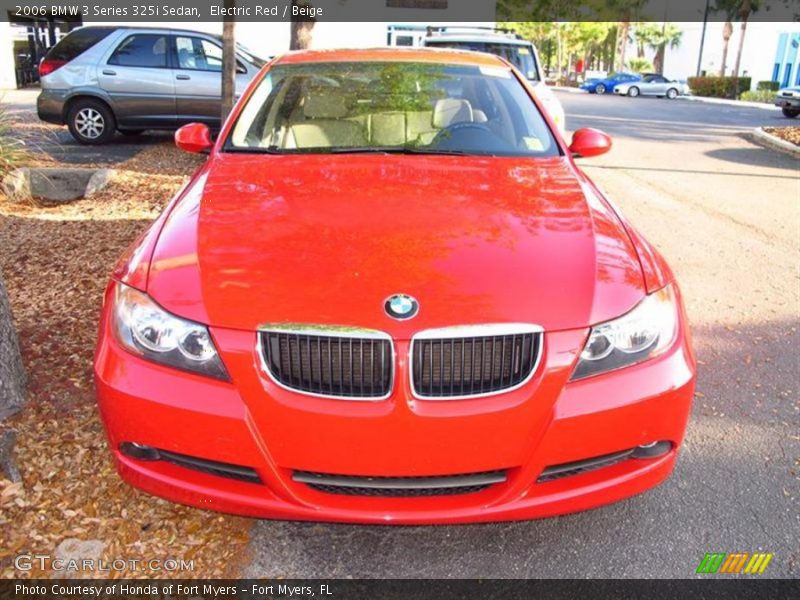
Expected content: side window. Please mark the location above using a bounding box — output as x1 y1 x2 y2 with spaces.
175 36 243 73
108 34 167 68
200 40 223 71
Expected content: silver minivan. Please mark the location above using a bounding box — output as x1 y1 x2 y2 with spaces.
37 26 267 144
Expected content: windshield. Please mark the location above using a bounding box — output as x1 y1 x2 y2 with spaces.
227 61 557 157
424 40 539 82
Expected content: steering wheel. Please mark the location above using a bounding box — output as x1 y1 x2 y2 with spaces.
431 122 493 146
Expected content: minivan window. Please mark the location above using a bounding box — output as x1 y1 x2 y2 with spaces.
228 61 558 157
44 27 115 63
175 36 224 71
108 34 168 68
425 41 539 81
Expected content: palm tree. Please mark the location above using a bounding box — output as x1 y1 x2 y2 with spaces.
714 0 739 76
634 22 683 74
653 24 683 75
733 0 760 80
220 0 236 122
290 0 316 50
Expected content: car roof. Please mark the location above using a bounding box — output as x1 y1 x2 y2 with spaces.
73 24 221 38
274 47 510 68
425 34 530 46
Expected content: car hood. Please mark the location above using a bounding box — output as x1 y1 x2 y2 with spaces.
147 154 646 336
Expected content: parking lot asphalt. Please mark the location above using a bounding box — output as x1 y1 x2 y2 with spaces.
245 93 799 579
5 88 797 578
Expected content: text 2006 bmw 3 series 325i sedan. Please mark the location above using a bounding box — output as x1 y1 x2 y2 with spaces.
94 48 695 524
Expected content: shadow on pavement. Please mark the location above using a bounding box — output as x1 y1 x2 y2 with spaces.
705 143 800 171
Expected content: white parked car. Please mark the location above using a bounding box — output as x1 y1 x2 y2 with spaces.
422 27 566 134
613 75 687 99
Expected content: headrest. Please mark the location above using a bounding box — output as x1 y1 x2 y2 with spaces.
433 98 473 128
303 93 348 119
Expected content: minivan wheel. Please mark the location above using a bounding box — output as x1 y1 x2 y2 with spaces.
67 99 116 144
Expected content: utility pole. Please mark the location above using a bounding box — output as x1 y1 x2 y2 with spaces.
696 0 711 76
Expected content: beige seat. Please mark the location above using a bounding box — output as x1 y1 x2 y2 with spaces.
370 112 406 146
432 98 474 128
285 94 366 149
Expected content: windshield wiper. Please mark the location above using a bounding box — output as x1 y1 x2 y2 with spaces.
328 146 472 156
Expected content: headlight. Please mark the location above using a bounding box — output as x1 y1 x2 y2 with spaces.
570 285 678 381
112 284 229 380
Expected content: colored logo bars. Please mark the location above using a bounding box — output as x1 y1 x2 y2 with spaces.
696 553 773 574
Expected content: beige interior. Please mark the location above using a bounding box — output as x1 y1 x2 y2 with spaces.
283 91 481 149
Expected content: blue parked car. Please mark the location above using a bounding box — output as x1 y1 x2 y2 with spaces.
581 72 641 95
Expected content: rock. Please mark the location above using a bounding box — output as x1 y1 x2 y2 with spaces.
1 168 116 203
0 270 25 420
0 168 30 202
85 169 116 197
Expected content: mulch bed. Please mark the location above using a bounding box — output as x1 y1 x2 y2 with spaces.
763 126 800 147
0 138 254 579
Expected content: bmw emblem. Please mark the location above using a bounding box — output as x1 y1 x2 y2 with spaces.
385 294 419 320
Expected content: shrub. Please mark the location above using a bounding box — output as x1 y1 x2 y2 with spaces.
739 89 777 103
757 80 780 92
687 76 752 99
0 102 28 180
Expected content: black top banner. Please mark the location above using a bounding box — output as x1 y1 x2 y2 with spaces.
1 0 799 23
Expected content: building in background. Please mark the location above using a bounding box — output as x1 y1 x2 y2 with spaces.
661 22 800 89
0 11 82 89
772 30 800 88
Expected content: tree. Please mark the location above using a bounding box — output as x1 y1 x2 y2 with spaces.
714 0 740 76
720 20 734 76
733 0 760 80
220 0 236 123
635 22 683 74
0 269 25 420
290 0 316 50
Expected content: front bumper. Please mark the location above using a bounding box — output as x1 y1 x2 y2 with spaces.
775 97 800 109
95 289 695 524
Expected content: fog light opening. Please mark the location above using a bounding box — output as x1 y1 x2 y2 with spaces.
632 441 672 459
119 442 160 461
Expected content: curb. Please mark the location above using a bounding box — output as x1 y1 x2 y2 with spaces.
742 127 800 157
551 86 587 94
679 95 779 111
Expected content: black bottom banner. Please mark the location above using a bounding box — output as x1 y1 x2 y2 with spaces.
2 579 799 600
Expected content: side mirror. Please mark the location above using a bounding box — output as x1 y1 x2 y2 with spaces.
175 122 213 154
569 127 612 158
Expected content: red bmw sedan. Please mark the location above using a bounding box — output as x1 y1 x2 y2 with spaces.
94 48 695 524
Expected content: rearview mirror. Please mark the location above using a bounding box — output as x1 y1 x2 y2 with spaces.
175 122 213 154
569 128 612 158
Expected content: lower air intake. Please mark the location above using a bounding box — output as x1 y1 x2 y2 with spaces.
537 449 634 482
293 470 507 497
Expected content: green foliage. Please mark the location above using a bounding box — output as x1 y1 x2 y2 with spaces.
687 76 752 98
739 89 777 103
756 80 780 91
627 57 653 73
0 103 27 180
634 22 683 50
